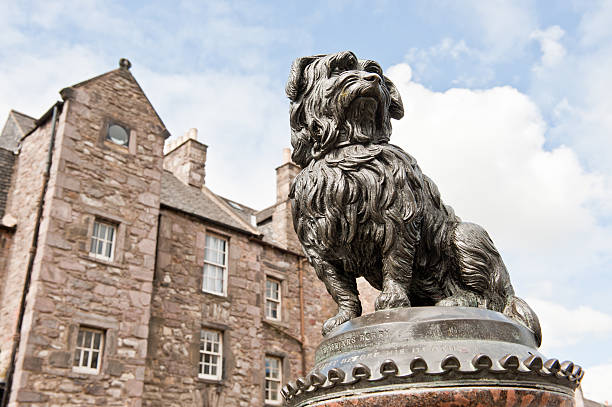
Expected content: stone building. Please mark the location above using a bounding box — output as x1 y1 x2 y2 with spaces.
0 60 335 406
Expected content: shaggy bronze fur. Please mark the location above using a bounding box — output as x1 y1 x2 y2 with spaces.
287 51 541 345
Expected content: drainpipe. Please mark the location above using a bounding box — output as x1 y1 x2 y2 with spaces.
298 257 307 376
1 102 61 407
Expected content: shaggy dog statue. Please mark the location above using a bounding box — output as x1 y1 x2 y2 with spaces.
287 51 541 345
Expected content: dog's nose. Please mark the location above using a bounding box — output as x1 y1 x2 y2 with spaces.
361 72 381 83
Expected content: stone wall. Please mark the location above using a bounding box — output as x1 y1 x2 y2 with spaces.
0 63 338 406
0 117 54 382
162 129 207 189
0 227 14 324
271 158 302 252
143 207 335 406
4 68 166 406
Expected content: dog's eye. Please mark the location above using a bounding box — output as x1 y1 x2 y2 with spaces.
367 66 383 76
330 64 351 77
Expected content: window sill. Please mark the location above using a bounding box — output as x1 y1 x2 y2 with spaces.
197 376 224 385
80 254 124 269
201 290 228 299
103 139 131 155
68 369 103 379
263 319 290 330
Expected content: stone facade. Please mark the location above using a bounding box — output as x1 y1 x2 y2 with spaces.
0 61 336 406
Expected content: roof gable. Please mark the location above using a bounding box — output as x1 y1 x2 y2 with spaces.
0 110 36 151
62 62 169 138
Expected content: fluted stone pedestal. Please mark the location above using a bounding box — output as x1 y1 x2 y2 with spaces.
283 307 582 406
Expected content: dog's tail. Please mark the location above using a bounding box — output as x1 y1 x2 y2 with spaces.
503 296 542 347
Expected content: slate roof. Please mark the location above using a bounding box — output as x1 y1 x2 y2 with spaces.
160 171 259 235
1 110 36 152
0 148 15 219
218 196 258 225
0 110 36 219
255 204 275 224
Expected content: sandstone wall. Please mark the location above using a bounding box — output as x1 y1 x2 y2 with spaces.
144 207 334 407
5 68 166 407
163 133 207 189
0 227 14 320
0 117 54 382
0 64 338 406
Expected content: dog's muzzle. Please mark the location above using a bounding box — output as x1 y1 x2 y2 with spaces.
335 71 382 102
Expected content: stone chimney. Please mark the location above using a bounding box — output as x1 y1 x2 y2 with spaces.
276 148 300 202
163 128 208 189
271 148 302 252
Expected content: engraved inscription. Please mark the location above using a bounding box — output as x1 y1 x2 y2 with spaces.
314 343 472 370
316 329 390 361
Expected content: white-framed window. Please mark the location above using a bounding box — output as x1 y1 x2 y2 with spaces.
89 220 116 261
199 329 222 380
265 278 281 321
73 327 104 374
265 356 282 404
202 234 228 295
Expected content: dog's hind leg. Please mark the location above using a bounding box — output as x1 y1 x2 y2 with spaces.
449 222 506 309
449 222 542 345
309 255 362 336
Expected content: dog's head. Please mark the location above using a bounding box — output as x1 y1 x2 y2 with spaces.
286 51 404 167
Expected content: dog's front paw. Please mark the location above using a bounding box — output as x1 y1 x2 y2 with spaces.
322 309 357 336
375 283 411 310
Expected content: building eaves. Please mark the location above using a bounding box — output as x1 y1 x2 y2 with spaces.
20 101 63 140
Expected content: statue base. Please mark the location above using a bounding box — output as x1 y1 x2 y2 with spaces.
299 387 574 406
283 307 582 407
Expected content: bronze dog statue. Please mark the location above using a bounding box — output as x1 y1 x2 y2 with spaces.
287 51 541 345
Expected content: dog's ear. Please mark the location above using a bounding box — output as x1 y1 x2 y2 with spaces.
286 55 323 101
384 75 404 120
291 128 313 168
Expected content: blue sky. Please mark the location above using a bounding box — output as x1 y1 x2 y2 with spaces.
1 0 611 402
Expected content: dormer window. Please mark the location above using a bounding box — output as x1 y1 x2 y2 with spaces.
106 123 130 147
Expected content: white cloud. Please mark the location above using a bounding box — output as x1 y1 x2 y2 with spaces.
578 0 612 46
530 26 566 69
0 46 108 119
0 0 297 210
526 298 612 351
403 38 494 86
385 63 611 290
525 298 612 404
580 364 612 404
527 6 612 177
136 67 289 209
463 0 537 60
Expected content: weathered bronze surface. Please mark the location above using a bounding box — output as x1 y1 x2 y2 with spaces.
286 51 541 344
284 51 584 406
282 308 582 406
